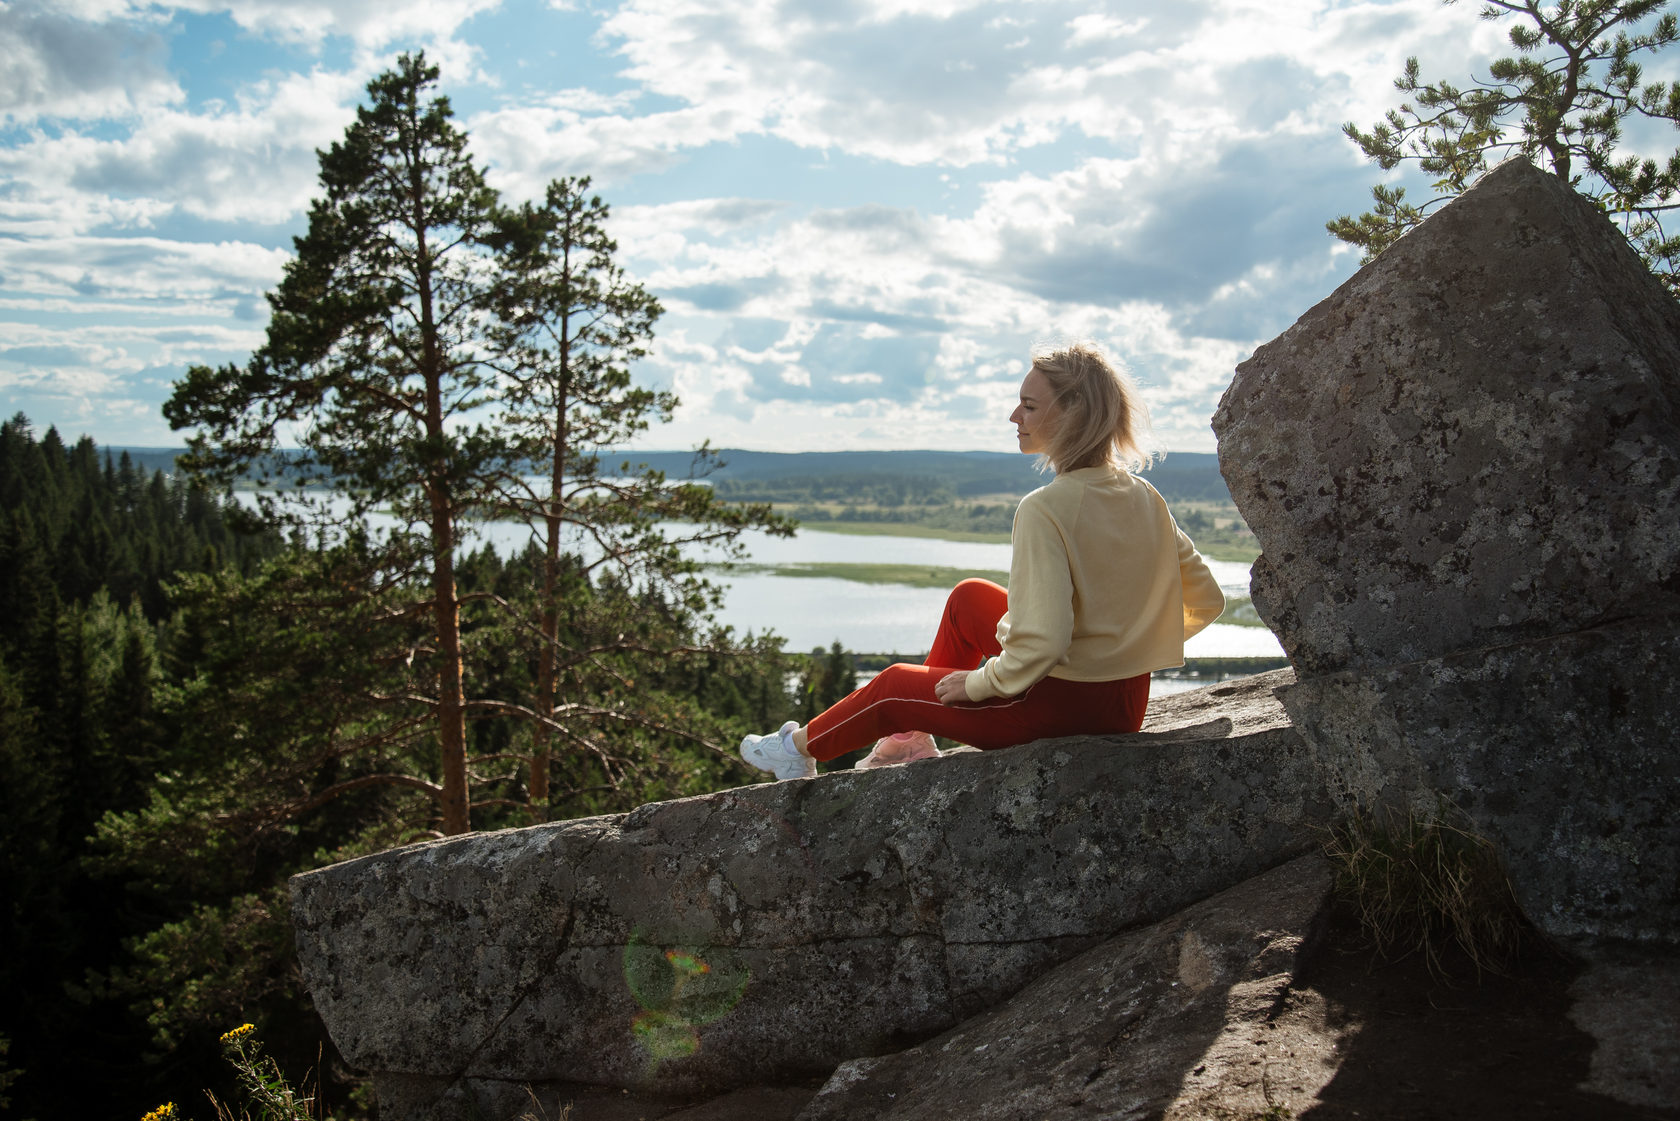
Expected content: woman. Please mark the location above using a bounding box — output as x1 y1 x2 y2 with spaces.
741 343 1226 780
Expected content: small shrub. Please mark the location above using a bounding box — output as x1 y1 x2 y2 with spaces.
205 1024 317 1121
1324 803 1535 978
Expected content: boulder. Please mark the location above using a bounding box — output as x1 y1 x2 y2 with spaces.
1283 617 1680 939
1214 157 1680 677
797 853 1334 1121
289 670 1329 1115
1213 157 1680 941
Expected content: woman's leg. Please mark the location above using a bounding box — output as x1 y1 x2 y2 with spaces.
924 578 1007 669
804 667 1150 761
803 578 1008 761
760 575 1150 767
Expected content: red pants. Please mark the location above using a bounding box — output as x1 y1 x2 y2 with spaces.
804 578 1151 762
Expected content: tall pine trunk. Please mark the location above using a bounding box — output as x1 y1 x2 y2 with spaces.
429 485 470 836
414 165 472 836
529 263 574 823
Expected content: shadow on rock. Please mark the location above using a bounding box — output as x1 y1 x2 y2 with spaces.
1293 922 1679 1121
798 854 1333 1121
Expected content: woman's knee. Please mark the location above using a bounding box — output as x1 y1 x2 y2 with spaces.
871 663 925 693
947 577 1007 614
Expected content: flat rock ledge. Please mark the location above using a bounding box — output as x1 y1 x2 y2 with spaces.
362 852 1680 1121
797 852 1336 1121
290 670 1330 1118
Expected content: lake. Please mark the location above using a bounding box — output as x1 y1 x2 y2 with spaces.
452 518 1284 670
684 528 1281 663
243 494 1285 674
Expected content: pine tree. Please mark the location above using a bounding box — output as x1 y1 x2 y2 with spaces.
795 640 858 724
165 54 507 834
1330 0 1680 289
487 177 790 818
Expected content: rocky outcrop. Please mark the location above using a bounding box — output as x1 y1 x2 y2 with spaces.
289 671 1327 1114
1213 157 1680 941
797 853 1334 1121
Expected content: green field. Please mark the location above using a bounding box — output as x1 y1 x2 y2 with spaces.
810 520 1012 544
724 561 1010 589
1194 540 1262 563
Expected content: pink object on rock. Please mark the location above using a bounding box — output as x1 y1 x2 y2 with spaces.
854 730 941 769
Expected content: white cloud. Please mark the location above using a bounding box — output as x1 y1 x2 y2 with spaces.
0 67 360 233
0 0 1594 452
161 0 502 52
606 183 1253 450
1066 13 1148 44
584 0 1494 181
598 0 1167 167
0 364 126 395
0 234 290 301
0 1 181 124
472 99 759 198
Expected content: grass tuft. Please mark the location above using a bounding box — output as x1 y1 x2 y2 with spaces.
1324 803 1536 979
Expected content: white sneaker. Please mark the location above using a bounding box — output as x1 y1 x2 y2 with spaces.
740 721 816 780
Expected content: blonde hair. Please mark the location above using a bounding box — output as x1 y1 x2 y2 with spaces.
1031 343 1157 474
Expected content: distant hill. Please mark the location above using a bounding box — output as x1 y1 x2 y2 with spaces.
102 447 191 477
610 449 1235 505
116 447 1235 505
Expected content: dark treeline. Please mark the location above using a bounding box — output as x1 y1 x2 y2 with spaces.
0 418 831 1120
0 413 288 1118
3 417 282 621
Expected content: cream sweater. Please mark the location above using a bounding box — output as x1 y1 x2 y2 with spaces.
964 465 1227 702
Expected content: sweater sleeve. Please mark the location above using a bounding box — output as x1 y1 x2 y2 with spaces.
964 495 1073 702
1178 527 1225 641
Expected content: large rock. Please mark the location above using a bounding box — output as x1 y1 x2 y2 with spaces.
1284 616 1680 939
1215 158 1680 677
289 670 1329 1116
1213 158 1680 940
797 853 1335 1121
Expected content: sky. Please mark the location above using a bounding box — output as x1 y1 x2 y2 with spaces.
0 0 1561 455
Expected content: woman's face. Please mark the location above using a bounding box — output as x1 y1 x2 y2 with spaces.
1010 367 1060 455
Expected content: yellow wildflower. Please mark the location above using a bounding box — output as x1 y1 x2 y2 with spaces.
219 1023 256 1045
141 1104 178 1121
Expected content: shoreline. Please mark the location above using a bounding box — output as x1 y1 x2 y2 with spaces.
792 520 1012 544
800 518 1258 563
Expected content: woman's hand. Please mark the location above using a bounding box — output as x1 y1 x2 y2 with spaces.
934 670 970 706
